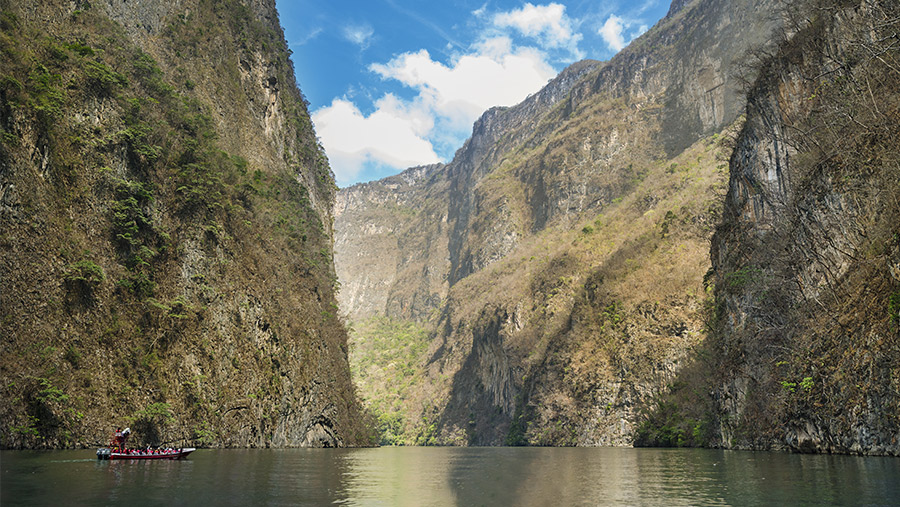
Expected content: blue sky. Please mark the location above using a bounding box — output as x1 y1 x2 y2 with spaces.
276 1 671 187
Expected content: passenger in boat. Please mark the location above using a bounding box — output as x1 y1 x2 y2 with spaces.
113 427 124 449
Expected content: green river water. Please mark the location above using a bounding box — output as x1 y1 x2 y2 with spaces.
2 447 898 505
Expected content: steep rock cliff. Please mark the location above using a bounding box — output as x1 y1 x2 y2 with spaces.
336 0 783 445
706 0 900 455
0 0 367 448
334 163 448 322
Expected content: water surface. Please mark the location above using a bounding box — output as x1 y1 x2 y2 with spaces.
2 447 898 505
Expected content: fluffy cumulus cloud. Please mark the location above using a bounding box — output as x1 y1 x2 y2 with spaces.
598 14 650 53
312 95 440 185
314 36 556 185
492 2 581 51
598 15 626 52
370 38 555 130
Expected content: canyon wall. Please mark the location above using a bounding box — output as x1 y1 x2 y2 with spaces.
707 0 900 454
0 0 368 448
336 0 783 446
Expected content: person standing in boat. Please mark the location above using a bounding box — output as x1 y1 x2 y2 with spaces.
113 427 131 451
113 427 124 450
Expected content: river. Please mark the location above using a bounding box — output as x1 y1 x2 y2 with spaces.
2 447 898 505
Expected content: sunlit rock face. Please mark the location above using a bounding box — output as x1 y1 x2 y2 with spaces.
335 0 786 446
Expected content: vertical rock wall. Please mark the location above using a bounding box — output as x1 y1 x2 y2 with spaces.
710 0 900 455
0 0 367 449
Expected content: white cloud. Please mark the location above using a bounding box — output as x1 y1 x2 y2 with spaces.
342 23 374 49
314 39 556 184
599 15 626 52
312 96 440 185
636 0 659 15
492 3 581 51
371 41 555 130
289 27 323 47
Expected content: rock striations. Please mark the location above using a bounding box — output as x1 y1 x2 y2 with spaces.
0 0 368 448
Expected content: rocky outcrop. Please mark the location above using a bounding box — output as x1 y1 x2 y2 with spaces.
334 163 449 322
706 0 900 455
0 0 367 448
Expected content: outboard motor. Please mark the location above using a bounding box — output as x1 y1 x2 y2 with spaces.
97 448 111 460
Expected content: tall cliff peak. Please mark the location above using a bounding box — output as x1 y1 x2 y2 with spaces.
666 0 695 18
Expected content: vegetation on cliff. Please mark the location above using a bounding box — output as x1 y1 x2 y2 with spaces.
636 0 900 455
348 316 430 445
0 0 366 449
336 0 782 446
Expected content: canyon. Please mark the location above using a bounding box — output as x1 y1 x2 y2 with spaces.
336 0 900 454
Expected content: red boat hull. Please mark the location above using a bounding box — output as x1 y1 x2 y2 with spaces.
108 448 196 460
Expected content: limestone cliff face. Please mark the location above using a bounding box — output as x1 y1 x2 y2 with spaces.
708 0 900 455
445 0 781 288
334 60 602 322
336 0 783 446
334 163 448 322
0 0 367 448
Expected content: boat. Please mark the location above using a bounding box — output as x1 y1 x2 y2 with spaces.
97 446 196 460
96 426 195 460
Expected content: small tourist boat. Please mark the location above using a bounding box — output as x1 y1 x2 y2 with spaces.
96 426 195 460
97 446 196 460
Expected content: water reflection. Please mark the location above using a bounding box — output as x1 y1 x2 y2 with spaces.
335 448 458 505
332 447 900 506
2 447 898 506
441 448 729 506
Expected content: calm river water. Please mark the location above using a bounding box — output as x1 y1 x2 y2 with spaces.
2 447 898 506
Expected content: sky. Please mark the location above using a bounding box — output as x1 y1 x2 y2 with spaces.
275 1 671 187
